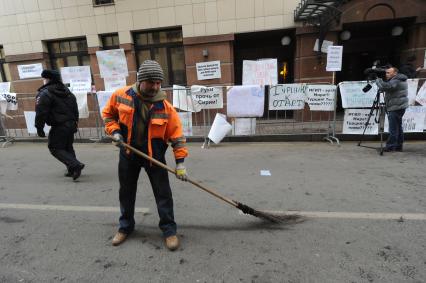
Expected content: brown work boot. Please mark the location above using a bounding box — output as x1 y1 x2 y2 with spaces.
165 235 179 251
112 231 128 246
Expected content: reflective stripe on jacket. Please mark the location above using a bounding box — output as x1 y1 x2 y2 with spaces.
102 86 188 162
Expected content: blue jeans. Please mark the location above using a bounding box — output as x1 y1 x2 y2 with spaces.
386 109 405 150
118 150 176 237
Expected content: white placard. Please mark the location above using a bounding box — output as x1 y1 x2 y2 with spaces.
208 113 232 144
326 46 343 72
96 91 113 115
314 39 334 53
172 85 201 112
190 85 223 109
384 106 426 133
60 66 91 84
232 118 256 135
415 81 426 106
306 84 336 111
1 93 17 110
74 92 89 119
96 49 128 78
269 84 306 110
0 82 11 93
196 61 221 80
70 79 91 93
24 111 50 135
339 81 379 108
227 85 264 117
17 63 43 79
104 76 126 91
407 79 419 105
242 59 277 86
0 97 7 115
178 112 193 137
343 109 379 135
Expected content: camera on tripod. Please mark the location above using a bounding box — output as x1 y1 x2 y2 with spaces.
362 60 387 93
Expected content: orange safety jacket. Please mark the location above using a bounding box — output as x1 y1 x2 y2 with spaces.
102 86 188 163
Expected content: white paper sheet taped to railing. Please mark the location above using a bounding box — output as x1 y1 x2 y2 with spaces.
1 93 17 111
305 84 336 111
190 85 223 109
242 59 277 86
24 111 50 135
227 85 264 117
339 81 379 108
96 91 113 115
208 113 232 144
178 112 193 137
172 85 201 112
342 109 379 135
0 96 7 114
384 106 426 132
232 118 256 135
74 92 89 119
269 84 306 110
407 79 419 105
415 81 426 106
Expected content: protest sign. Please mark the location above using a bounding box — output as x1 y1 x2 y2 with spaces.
268 84 306 110
384 106 426 132
339 81 379 108
305 84 336 111
313 39 333 53
178 112 193 137
17 63 43 79
415 81 426 106
96 49 128 78
60 66 91 84
232 118 256 135
326 46 343 72
70 79 91 93
407 79 419 105
1 93 17 110
74 92 89 119
0 82 10 93
242 59 277 86
196 61 221 80
343 109 379 135
172 85 201 112
104 76 126 91
190 85 223 109
96 91 113 115
227 85 264 117
24 111 50 135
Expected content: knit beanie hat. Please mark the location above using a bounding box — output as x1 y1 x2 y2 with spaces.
41 69 62 83
137 60 164 82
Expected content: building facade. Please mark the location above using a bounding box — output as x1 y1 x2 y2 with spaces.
0 0 425 131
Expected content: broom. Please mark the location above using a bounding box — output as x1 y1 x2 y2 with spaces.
112 138 301 224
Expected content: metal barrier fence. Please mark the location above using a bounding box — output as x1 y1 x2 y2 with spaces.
3 79 424 145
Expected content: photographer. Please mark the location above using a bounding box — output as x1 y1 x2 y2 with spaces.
375 67 408 152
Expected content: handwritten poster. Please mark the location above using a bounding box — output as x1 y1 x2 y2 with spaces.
339 81 379 108
17 63 43 79
96 49 128 78
196 61 221 80
342 109 379 135
60 66 91 84
190 85 223 109
384 106 426 132
305 84 336 111
242 59 277 86
269 84 306 110
178 112 193 136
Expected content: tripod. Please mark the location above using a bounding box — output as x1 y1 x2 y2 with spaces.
357 88 386 155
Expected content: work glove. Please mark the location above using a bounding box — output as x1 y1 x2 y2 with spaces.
175 163 188 181
112 132 124 147
37 128 46 138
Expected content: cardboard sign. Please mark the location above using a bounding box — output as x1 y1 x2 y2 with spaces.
196 61 221 80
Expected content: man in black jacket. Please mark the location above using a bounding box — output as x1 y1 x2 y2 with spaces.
35 70 84 180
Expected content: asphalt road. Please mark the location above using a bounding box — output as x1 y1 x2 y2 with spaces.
0 141 425 283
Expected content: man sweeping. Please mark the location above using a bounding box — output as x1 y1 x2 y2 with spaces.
102 60 188 251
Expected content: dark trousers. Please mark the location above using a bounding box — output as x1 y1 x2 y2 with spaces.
118 151 176 237
386 109 406 150
48 125 81 172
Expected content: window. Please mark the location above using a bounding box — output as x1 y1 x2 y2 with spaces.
133 29 186 87
47 38 90 70
0 46 11 82
93 0 114 6
101 33 120 50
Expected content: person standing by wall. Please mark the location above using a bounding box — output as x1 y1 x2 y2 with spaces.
35 70 84 180
102 60 188 251
376 67 409 152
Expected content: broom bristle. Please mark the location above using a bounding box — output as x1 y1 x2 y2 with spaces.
235 201 303 224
